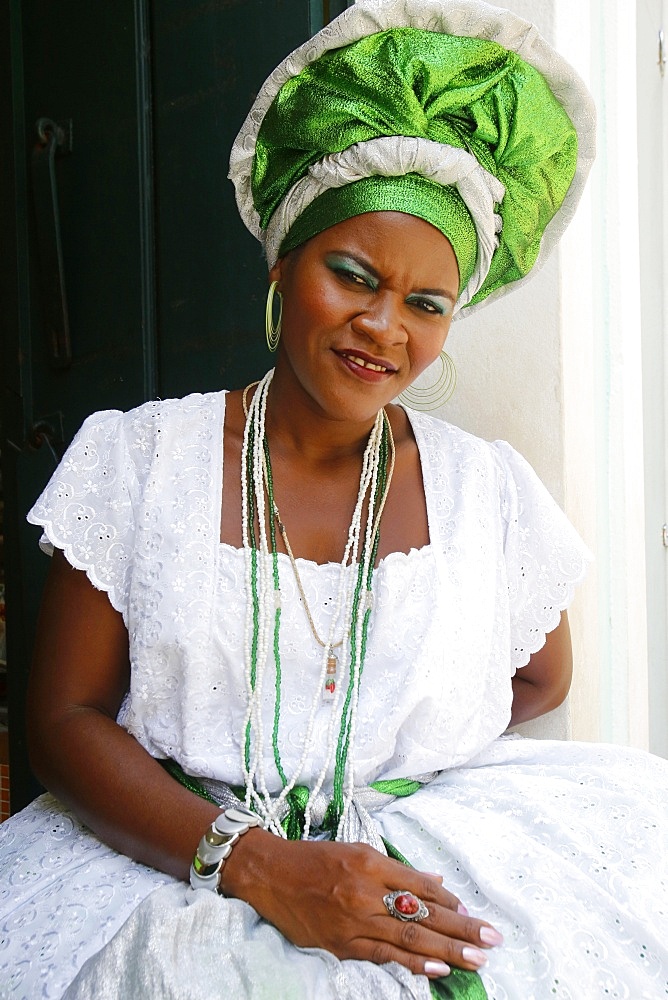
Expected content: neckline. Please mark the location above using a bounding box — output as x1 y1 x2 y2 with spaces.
217 390 441 570
217 537 434 572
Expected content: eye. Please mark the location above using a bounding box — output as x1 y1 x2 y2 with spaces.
413 298 439 314
325 254 378 290
340 268 371 287
406 294 451 317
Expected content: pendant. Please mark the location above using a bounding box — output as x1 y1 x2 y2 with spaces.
323 649 338 703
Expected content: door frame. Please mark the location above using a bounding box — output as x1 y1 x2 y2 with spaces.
638 0 668 757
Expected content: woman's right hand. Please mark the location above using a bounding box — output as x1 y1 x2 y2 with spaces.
223 829 502 979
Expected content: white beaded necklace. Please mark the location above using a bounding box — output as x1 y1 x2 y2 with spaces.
243 381 346 703
240 369 394 839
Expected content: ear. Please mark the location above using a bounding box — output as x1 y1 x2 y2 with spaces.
268 258 283 285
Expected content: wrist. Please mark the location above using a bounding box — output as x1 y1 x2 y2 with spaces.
187 806 263 899
218 824 280 905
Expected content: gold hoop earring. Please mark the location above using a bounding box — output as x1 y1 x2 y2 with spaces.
265 280 282 352
399 351 457 411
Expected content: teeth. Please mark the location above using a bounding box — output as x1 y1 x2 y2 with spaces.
344 354 389 373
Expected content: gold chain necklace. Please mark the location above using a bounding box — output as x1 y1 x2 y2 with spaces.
241 381 396 701
270 496 344 697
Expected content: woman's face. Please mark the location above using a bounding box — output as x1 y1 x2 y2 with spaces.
269 211 460 424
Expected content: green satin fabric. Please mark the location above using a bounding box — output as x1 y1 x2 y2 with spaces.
163 761 489 999
431 969 489 1000
253 27 577 308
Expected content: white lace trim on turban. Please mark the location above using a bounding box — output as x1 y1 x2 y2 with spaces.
263 136 505 313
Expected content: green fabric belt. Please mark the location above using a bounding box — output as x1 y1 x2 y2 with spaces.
430 969 487 1000
162 760 487 999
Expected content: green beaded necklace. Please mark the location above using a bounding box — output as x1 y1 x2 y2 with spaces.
241 372 394 839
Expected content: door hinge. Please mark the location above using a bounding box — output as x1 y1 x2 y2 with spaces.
663 524 668 547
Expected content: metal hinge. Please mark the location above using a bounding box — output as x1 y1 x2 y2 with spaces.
663 524 668 547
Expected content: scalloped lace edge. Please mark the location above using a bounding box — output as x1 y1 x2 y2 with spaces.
27 514 129 625
511 553 591 673
218 539 433 572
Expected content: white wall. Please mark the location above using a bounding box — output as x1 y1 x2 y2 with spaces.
423 0 652 747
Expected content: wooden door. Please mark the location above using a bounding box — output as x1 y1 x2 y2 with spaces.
0 0 352 810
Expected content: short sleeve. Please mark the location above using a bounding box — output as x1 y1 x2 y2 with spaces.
26 409 135 621
492 440 592 672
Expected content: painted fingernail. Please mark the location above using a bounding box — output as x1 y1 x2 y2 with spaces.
457 903 469 916
480 926 504 946
462 947 488 968
424 960 451 977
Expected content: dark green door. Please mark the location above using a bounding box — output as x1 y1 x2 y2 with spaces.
0 0 352 810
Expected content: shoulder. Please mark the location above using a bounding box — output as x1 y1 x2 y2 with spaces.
75 390 227 435
81 390 228 458
57 391 228 504
398 406 517 471
118 389 227 434
396 408 546 523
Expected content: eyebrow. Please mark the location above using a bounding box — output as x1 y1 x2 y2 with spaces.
338 252 457 305
411 287 457 305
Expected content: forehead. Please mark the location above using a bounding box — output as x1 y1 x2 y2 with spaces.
299 211 459 287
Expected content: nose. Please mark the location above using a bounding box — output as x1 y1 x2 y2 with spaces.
351 291 408 346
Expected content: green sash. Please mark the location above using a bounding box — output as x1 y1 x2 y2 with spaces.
162 761 487 999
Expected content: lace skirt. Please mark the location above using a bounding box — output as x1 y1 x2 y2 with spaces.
1 737 666 1000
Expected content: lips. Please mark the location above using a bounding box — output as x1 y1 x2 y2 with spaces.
338 351 397 374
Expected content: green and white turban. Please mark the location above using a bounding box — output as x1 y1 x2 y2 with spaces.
229 0 595 316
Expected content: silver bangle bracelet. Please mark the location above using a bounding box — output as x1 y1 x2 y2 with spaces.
187 805 262 901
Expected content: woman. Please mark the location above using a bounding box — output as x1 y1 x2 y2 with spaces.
2 2 666 998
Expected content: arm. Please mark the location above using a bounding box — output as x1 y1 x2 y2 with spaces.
27 548 222 877
28 550 502 977
508 610 573 728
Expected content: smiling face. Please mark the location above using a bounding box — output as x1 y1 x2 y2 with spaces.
268 212 460 426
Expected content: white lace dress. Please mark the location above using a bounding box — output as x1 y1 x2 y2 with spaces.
1 391 666 1000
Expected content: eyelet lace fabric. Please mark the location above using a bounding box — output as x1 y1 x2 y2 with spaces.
1 390 666 999
24 391 589 781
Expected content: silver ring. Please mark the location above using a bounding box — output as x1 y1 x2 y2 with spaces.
383 889 429 922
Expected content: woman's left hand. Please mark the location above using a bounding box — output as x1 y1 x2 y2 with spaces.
222 831 502 978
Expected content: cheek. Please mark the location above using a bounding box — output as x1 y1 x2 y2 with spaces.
402 329 451 389
408 324 450 371
284 276 349 335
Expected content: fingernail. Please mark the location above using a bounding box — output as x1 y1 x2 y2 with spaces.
424 960 451 977
422 871 444 882
457 903 469 916
462 947 488 968
480 926 504 946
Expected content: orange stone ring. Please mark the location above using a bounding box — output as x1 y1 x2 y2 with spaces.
383 890 429 922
